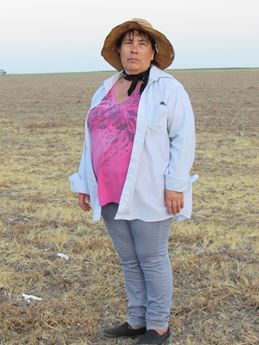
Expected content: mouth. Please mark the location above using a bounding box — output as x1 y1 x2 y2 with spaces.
128 58 139 62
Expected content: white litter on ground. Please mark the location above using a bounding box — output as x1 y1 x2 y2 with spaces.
57 252 70 261
22 293 43 302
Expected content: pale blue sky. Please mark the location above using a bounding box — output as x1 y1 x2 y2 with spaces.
1 0 259 74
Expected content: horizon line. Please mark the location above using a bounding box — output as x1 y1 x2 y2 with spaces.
2 66 259 76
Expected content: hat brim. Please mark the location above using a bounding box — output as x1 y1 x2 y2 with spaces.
101 20 174 70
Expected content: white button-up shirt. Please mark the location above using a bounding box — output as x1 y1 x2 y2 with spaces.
69 65 198 222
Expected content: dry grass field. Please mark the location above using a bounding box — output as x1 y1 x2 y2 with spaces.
0 69 258 345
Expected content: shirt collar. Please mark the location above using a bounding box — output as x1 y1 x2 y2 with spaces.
101 64 171 91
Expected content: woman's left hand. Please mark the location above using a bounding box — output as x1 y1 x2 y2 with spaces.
164 189 184 215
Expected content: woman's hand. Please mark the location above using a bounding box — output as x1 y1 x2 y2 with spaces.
78 193 91 212
164 190 184 215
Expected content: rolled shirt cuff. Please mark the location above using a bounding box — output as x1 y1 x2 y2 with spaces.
69 172 89 194
165 174 199 192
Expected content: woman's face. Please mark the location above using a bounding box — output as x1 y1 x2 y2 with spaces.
118 30 155 74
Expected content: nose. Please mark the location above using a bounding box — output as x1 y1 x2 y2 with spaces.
130 41 138 54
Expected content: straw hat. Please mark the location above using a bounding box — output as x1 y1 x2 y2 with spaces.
101 18 174 70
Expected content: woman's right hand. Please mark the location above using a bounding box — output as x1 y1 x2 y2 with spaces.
78 193 91 212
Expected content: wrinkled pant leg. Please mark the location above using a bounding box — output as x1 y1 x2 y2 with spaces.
129 218 173 330
101 203 146 328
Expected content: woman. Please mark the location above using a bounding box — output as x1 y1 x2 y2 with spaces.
69 18 196 345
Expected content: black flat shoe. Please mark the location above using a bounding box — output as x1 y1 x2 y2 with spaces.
103 321 146 338
136 328 171 344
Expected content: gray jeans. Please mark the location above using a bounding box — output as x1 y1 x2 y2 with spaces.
101 202 173 330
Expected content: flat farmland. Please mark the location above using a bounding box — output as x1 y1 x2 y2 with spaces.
0 69 258 345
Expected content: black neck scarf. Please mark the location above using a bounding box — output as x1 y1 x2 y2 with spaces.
122 66 151 96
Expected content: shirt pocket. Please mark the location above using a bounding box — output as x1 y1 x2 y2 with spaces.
147 103 168 132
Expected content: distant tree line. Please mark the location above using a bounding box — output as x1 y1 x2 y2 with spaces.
0 69 7 75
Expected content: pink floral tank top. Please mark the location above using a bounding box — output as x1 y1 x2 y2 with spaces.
87 83 141 206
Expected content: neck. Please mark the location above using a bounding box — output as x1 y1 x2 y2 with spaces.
122 66 151 96
124 67 150 76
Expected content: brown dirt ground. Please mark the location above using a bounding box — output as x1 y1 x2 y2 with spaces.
0 69 258 345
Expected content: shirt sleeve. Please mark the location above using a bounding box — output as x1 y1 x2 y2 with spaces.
165 82 196 192
69 140 90 194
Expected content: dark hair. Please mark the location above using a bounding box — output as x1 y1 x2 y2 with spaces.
116 29 157 53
